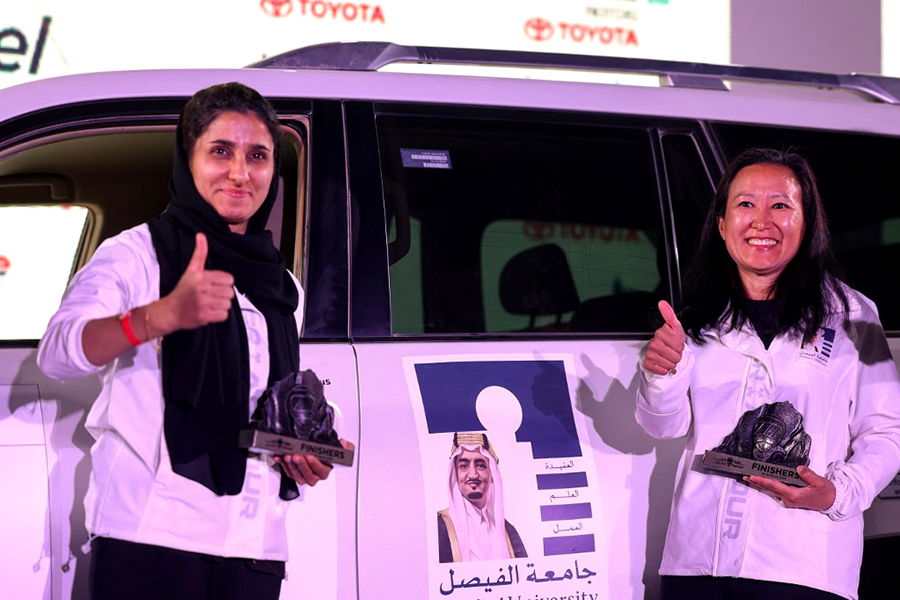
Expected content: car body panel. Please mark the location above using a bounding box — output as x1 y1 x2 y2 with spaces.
2 49 899 599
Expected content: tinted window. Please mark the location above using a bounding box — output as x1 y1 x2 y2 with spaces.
378 115 666 335
713 124 900 331
662 133 715 295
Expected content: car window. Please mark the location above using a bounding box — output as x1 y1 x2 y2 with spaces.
378 114 667 335
0 205 90 340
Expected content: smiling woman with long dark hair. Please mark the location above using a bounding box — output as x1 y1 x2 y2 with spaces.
636 148 900 600
680 148 847 344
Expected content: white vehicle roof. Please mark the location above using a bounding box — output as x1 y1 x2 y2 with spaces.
2 41 899 136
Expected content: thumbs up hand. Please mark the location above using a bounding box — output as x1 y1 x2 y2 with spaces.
642 300 686 376
159 233 235 332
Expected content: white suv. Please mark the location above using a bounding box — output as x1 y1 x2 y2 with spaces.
1 42 899 599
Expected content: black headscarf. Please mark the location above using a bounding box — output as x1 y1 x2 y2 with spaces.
147 120 300 499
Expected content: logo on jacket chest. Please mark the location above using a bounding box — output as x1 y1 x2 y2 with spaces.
797 328 836 371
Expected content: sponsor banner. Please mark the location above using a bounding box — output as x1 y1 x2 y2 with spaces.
2 1 729 90
403 354 608 599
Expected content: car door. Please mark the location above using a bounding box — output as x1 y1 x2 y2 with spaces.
345 101 714 599
0 96 187 599
0 83 361 600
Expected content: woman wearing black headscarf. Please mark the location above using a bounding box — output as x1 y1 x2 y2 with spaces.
39 82 339 600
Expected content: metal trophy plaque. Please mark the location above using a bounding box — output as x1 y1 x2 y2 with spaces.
239 369 354 467
701 401 810 487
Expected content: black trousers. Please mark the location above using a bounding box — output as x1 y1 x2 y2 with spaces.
660 576 845 600
89 537 285 600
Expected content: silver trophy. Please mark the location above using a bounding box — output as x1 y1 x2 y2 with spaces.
702 401 810 487
239 369 354 467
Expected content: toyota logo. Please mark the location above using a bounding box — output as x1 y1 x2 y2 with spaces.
261 0 293 17
523 221 554 240
524 17 554 42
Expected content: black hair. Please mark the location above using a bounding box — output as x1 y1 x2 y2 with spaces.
680 148 847 344
179 82 280 159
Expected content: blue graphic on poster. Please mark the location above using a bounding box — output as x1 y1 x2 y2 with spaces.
404 354 606 599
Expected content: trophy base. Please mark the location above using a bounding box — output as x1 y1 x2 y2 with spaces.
239 430 354 467
702 451 806 487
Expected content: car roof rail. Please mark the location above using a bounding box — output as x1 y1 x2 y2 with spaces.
249 41 900 105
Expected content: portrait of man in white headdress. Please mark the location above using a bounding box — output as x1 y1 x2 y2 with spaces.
437 432 528 562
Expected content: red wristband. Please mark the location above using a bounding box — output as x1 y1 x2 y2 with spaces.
118 311 141 347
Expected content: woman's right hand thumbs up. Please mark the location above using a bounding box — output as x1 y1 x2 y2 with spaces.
161 232 236 331
642 300 686 376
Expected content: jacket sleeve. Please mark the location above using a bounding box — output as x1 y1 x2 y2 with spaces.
824 297 900 521
635 343 695 439
37 228 153 381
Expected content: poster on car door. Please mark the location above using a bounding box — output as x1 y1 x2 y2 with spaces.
3 1 729 90
404 353 608 600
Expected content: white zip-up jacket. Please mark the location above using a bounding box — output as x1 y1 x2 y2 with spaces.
636 288 900 600
38 225 303 561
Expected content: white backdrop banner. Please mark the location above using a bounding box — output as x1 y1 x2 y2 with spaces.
2 0 730 89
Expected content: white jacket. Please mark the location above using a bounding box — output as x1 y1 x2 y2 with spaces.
38 224 303 561
636 288 900 600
